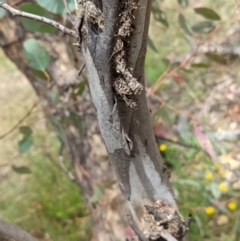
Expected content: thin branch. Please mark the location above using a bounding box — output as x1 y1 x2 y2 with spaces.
0 2 78 39
62 0 75 24
127 215 148 241
74 0 79 10
58 140 76 182
0 101 38 139
150 8 237 95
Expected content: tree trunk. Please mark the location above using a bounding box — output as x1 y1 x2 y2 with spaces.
81 0 183 240
0 0 187 240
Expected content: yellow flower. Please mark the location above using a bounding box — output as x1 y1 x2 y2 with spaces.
215 164 222 171
159 144 167 152
205 206 215 215
227 201 237 211
205 171 213 180
219 183 228 192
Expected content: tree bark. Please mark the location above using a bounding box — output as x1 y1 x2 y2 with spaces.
0 219 38 241
0 0 187 240
84 0 175 215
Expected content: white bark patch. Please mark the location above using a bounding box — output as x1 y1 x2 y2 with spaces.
83 47 121 153
128 137 176 208
129 154 176 206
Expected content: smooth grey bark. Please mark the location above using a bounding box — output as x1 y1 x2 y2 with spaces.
83 0 176 222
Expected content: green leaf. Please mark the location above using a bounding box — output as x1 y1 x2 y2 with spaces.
23 39 50 71
35 0 75 14
70 112 83 132
20 3 57 33
176 179 201 189
210 182 221 199
76 81 86 95
12 165 32 174
148 37 158 52
18 126 33 153
194 7 221 21
0 0 6 19
50 89 59 104
90 185 104 205
19 126 33 136
191 21 215 34
191 63 209 68
205 53 226 64
31 69 52 81
152 8 169 28
177 0 188 7
180 68 193 73
47 115 68 144
178 14 192 36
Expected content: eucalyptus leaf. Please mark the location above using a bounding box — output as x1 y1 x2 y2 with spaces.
70 112 83 132
20 3 57 33
205 53 226 64
152 8 169 28
210 182 221 199
12 165 32 174
31 69 52 81
148 37 158 52
76 81 86 95
194 7 221 21
192 21 215 34
23 39 50 71
47 115 68 144
178 14 192 36
35 0 75 14
0 0 6 19
191 63 209 68
176 179 201 189
177 0 188 7
18 126 33 153
90 185 104 205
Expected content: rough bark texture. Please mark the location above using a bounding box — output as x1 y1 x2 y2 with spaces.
0 0 185 240
82 0 176 229
0 10 128 241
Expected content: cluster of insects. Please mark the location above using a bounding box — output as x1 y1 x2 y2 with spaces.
128 199 191 241
112 0 143 109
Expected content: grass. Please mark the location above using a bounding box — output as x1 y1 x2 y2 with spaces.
158 141 240 241
0 49 91 241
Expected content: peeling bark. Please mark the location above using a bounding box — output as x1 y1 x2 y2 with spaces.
0 0 189 240
82 0 177 231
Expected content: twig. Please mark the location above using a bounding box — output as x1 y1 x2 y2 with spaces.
0 101 38 139
148 90 198 124
127 215 148 241
74 0 79 10
150 9 237 95
0 2 78 39
77 63 86 76
155 135 200 150
58 140 76 182
62 0 75 24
